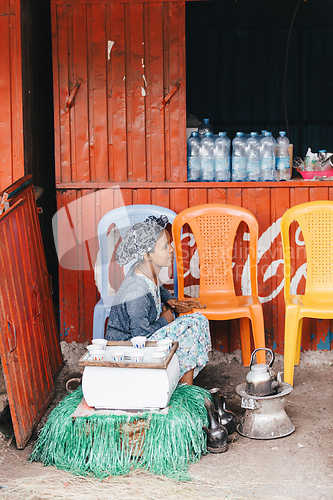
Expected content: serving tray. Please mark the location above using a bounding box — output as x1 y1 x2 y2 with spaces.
79 340 178 370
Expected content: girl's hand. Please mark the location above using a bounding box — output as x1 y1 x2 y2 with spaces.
161 305 174 324
167 298 206 313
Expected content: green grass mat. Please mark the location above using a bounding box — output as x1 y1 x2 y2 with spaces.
30 384 211 481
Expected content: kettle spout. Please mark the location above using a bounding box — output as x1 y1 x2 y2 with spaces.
271 372 283 391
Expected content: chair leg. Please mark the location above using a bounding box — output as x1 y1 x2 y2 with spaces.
93 305 107 339
294 318 303 366
283 305 301 386
249 305 266 364
239 318 252 366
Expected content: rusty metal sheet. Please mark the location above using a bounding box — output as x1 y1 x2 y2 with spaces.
0 198 54 449
2 176 63 378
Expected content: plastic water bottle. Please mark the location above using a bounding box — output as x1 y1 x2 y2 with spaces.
260 131 276 181
200 132 215 181
276 131 290 181
187 132 201 181
232 132 247 182
198 118 213 139
213 132 231 181
246 132 261 181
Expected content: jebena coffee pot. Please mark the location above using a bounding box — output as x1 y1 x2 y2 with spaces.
245 348 282 397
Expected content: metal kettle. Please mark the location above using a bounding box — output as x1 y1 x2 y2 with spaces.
245 348 282 397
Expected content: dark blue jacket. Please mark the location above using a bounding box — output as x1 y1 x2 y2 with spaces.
105 270 174 341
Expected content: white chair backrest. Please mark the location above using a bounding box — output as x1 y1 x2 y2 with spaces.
97 204 177 301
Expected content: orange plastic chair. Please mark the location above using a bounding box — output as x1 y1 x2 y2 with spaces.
172 203 266 366
281 200 333 385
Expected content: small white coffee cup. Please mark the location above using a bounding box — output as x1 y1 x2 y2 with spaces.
91 339 108 350
91 349 104 361
87 344 101 354
131 336 147 349
130 350 144 363
155 344 169 353
151 351 165 363
111 350 125 362
157 338 172 351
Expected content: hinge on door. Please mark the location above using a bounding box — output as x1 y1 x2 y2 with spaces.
0 193 9 215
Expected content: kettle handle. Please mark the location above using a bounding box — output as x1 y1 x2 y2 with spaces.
250 348 275 369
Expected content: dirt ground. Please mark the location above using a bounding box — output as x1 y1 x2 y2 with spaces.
0 343 332 500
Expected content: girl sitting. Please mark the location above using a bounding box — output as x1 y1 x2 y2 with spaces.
105 215 211 385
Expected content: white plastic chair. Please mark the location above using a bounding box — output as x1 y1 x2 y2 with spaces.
93 205 178 339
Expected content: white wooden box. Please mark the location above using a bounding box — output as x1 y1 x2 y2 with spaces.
80 341 180 410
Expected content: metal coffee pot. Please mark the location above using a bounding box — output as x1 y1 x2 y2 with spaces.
245 348 282 397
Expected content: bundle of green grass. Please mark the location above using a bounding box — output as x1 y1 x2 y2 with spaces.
30 384 210 481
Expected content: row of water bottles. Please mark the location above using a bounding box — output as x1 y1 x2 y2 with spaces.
187 120 291 182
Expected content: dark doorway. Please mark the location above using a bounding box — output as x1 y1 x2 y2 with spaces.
186 0 333 158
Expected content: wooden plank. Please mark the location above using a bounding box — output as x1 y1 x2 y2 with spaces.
55 180 333 189
153 189 171 210
126 3 146 181
275 186 291 354
58 190 81 341
145 3 165 182
171 188 189 214
109 3 127 181
54 5 71 183
167 2 186 182
72 5 90 183
80 189 99 341
189 187 207 207
135 189 152 205
210 187 227 204
90 4 109 183
0 0 24 189
52 0 191 4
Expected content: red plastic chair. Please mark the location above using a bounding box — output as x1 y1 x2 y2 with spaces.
172 203 266 366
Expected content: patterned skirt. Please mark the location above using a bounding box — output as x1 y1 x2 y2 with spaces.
150 312 211 379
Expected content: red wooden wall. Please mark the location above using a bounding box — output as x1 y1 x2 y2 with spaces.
51 0 333 353
0 0 24 190
51 0 186 184
55 180 333 354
